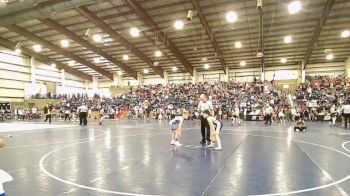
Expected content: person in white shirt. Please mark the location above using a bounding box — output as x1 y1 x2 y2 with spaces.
278 109 286 124
64 108 71 121
99 107 107 125
197 94 214 145
77 103 88 126
203 110 223 150
0 169 13 196
168 110 189 146
264 104 273 125
342 101 350 129
330 105 337 127
232 106 241 126
31 106 37 119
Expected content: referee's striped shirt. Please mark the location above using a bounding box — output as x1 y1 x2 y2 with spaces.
198 101 214 115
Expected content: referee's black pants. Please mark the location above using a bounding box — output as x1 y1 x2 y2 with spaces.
79 112 87 125
201 115 210 143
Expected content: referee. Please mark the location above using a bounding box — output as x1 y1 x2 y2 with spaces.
77 103 88 126
198 94 214 145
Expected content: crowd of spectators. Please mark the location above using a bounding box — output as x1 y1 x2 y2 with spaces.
294 75 350 123
3 76 350 129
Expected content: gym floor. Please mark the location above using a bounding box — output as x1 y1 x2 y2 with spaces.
1 120 350 196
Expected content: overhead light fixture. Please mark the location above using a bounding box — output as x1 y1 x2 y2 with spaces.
68 60 75 66
117 71 123 76
60 39 69 48
341 30 350 38
235 41 242 48
204 63 210 69
143 69 149 74
154 50 162 57
130 27 140 37
33 44 42 52
288 1 301 14
174 20 184 30
187 10 193 21
92 34 102 42
280 58 287 63
122 54 129 61
84 29 91 37
51 63 56 68
94 57 100 63
284 35 292 44
153 61 160 66
240 60 246 66
226 11 237 23
172 67 178 72
14 48 21 54
326 54 334 60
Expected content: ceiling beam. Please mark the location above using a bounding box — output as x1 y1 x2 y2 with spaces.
76 6 164 78
124 0 194 76
303 0 335 69
39 18 138 79
5 24 114 80
0 36 92 81
190 0 227 74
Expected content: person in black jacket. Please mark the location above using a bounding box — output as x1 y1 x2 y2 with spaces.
44 103 53 124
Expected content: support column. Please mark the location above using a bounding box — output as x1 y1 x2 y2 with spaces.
61 69 66 91
261 69 265 82
138 72 144 85
84 80 89 91
92 76 98 92
224 66 229 82
345 57 350 79
113 74 119 87
30 57 36 83
192 68 197 84
113 74 124 87
164 71 169 86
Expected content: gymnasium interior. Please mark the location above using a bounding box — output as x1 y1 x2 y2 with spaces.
1 0 350 195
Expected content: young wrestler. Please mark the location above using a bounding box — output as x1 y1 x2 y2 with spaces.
169 110 189 146
203 110 223 150
294 116 306 132
99 107 107 125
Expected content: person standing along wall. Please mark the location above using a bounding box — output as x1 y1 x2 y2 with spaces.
44 103 53 124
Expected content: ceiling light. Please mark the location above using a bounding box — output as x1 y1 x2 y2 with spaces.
284 35 292 44
326 54 334 60
68 60 75 66
172 67 178 72
174 20 184 30
204 64 210 69
235 41 242 48
33 44 42 52
288 1 301 14
280 58 287 63
226 11 237 23
14 48 21 54
130 27 140 37
240 60 246 66
154 50 162 57
341 30 350 38
60 39 69 48
122 54 129 61
92 34 102 42
143 69 149 74
117 71 123 76
94 57 100 63
51 63 56 68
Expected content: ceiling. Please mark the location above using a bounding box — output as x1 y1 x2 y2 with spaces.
0 0 349 81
